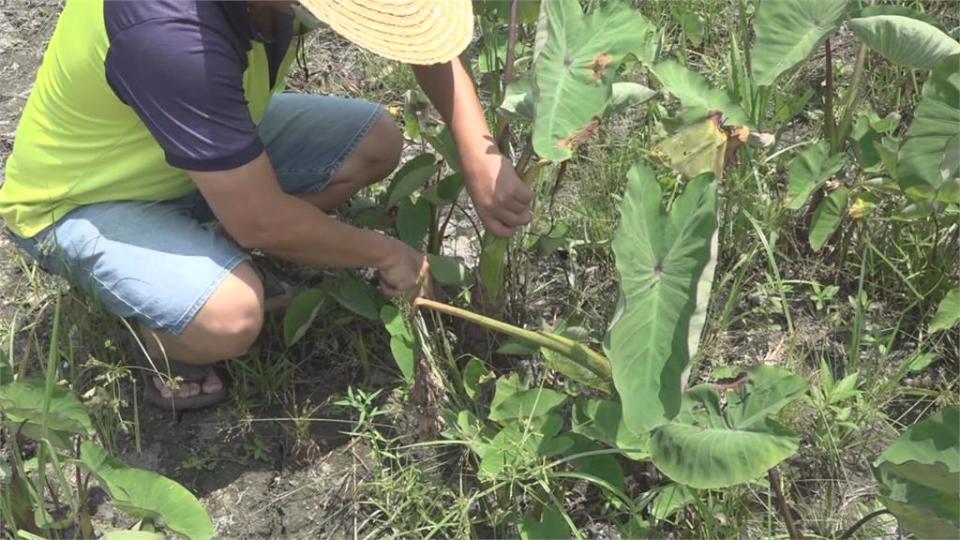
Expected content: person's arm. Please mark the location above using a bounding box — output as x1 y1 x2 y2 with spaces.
412 59 533 238
189 152 427 298
100 17 426 298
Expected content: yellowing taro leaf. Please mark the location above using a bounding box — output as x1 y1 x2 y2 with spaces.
652 114 749 180
532 0 656 161
653 115 726 179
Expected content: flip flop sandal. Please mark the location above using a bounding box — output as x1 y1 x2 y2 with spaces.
135 355 228 412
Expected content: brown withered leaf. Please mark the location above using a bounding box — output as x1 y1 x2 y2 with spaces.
713 372 750 392
557 118 601 152
590 53 613 80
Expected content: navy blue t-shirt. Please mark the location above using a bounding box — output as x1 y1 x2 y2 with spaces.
103 1 293 171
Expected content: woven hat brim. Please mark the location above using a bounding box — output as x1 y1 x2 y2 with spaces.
299 0 474 65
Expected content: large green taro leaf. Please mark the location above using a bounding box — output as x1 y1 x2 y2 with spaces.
850 15 960 70
532 0 655 160
80 442 214 540
649 366 807 489
750 0 849 87
282 288 327 347
381 305 415 383
571 398 649 460
650 61 750 127
384 154 438 208
874 406 960 536
0 380 94 437
651 420 798 489
725 366 808 430
607 82 657 116
877 493 958 539
329 275 384 321
784 140 848 210
876 406 959 492
852 5 944 30
897 55 960 203
609 164 718 435
930 287 960 334
499 75 536 122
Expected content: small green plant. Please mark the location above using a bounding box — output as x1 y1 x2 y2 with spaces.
809 360 863 445
0 298 214 539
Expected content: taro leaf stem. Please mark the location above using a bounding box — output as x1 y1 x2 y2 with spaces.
834 0 876 151
837 509 892 539
824 39 836 147
496 0 521 153
35 295 62 531
477 160 549 306
414 298 612 382
768 467 802 539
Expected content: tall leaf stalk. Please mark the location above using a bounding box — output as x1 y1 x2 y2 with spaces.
477 160 547 305
35 296 63 529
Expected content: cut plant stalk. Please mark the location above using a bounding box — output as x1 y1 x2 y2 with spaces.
413 297 612 384
477 160 548 306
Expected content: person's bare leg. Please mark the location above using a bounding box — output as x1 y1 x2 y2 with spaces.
138 114 401 399
138 262 264 398
298 113 403 212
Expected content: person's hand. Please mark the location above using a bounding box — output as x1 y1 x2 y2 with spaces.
378 239 433 301
464 149 533 238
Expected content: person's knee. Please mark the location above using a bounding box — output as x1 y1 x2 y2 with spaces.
208 306 262 359
353 113 403 187
189 264 264 360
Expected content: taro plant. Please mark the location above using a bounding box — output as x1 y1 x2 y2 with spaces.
647 0 960 253
0 298 214 540
755 2 960 248
416 125 812 534
869 406 959 538
479 0 658 306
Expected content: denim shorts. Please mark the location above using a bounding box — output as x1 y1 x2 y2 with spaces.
10 93 383 335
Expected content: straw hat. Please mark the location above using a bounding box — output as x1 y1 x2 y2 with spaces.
298 0 474 65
